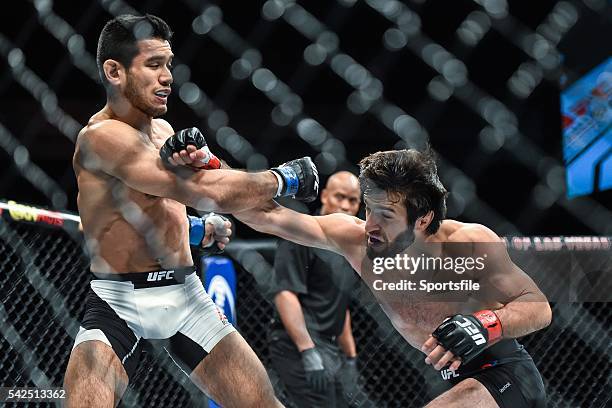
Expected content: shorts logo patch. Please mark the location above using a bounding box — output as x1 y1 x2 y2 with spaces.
499 382 511 393
147 270 175 281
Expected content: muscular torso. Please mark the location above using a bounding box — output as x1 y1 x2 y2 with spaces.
344 220 503 350
74 112 191 273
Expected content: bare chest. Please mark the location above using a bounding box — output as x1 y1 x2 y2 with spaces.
355 257 475 348
376 295 457 347
87 186 190 271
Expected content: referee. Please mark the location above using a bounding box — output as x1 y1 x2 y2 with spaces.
268 172 362 408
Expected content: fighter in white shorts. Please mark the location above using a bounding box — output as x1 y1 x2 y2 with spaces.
65 14 318 407
72 215 235 380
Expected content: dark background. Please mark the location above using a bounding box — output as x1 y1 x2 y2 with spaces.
0 2 611 407
1 0 610 239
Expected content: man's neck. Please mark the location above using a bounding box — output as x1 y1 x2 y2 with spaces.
105 98 153 134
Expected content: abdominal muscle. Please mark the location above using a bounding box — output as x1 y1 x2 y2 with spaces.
78 175 192 274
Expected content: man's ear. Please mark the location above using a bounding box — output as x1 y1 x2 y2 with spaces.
415 210 434 232
102 59 124 86
320 187 329 203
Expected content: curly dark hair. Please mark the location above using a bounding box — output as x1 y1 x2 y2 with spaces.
359 148 448 235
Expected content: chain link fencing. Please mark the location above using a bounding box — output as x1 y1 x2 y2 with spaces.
0 207 609 407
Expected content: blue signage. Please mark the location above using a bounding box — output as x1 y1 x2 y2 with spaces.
561 57 612 197
201 256 237 408
202 256 237 325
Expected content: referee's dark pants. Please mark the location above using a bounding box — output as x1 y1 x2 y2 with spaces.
268 329 348 408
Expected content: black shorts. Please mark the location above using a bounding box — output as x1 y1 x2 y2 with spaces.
442 340 546 408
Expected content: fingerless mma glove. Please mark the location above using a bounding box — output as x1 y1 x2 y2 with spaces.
160 127 221 169
270 157 319 202
188 213 229 256
431 310 503 365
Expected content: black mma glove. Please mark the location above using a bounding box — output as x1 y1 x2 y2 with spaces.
301 347 330 392
160 127 221 169
431 310 503 365
188 213 230 256
270 157 319 202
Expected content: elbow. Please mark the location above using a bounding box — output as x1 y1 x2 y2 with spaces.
541 302 552 329
538 290 552 329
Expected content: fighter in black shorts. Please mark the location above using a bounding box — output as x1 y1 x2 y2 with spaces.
227 149 552 407
166 143 551 407
440 339 546 407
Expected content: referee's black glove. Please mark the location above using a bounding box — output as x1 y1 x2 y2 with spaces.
301 347 329 392
340 356 358 386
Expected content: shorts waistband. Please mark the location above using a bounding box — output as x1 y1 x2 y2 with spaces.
91 266 196 289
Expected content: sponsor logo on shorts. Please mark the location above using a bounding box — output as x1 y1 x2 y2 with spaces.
147 270 175 281
499 382 511 393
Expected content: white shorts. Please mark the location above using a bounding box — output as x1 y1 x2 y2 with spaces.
72 267 235 378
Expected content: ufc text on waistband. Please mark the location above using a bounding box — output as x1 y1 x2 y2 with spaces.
91 267 196 289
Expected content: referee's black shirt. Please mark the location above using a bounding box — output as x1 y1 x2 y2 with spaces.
271 239 359 337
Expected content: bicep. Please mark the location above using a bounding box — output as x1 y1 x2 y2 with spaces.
81 125 176 194
81 125 211 205
271 211 359 254
110 148 184 196
274 291 303 314
239 203 333 250
478 243 547 304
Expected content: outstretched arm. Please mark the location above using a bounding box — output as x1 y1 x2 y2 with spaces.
234 201 364 256
76 121 278 213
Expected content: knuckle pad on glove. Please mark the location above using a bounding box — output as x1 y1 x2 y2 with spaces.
175 133 187 151
184 128 206 149
160 145 172 163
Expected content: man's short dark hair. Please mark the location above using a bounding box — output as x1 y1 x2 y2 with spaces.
96 14 173 85
359 148 448 235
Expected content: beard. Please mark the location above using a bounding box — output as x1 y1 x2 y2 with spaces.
366 227 416 260
124 73 166 117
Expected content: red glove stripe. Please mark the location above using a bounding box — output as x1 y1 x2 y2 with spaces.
204 156 221 169
473 310 503 342
200 146 221 169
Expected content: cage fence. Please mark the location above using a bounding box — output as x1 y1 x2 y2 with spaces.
0 208 609 407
